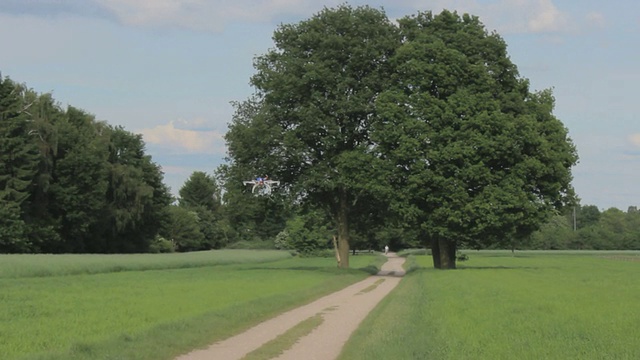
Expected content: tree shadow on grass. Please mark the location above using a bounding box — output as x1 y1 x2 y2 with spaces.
456 266 540 270
236 266 374 274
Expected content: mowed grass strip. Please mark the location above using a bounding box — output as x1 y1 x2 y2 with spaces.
1 254 381 360
240 314 324 360
340 253 640 360
0 249 292 278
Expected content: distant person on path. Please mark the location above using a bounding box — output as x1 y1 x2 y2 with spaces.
384 245 389 255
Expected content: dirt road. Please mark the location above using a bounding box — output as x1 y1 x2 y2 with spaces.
176 253 406 360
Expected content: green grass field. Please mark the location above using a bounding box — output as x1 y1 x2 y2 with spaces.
0 250 382 360
0 249 292 278
340 252 640 360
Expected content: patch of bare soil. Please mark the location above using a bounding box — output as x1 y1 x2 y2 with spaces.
175 253 406 360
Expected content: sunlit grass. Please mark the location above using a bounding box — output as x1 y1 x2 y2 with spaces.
1 253 381 360
340 252 640 360
0 249 292 278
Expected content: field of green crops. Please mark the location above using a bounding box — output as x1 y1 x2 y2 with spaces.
0 250 382 360
0 249 292 278
340 251 640 360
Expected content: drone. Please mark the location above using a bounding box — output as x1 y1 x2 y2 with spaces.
243 176 280 196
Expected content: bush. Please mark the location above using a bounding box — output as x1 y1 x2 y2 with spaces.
456 253 469 261
298 249 335 258
226 239 276 250
281 212 332 255
274 230 292 250
403 255 421 274
397 248 428 257
148 236 175 253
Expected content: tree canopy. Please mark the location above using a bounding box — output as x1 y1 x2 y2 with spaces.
377 11 577 267
0 75 172 253
1 6 581 261
224 6 578 268
225 5 399 267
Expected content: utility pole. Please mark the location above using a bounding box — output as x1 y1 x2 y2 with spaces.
573 206 577 231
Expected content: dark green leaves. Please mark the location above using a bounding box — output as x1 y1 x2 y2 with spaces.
0 75 171 253
227 6 578 267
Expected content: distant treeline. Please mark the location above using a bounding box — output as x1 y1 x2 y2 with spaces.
0 74 266 254
522 205 640 250
2 74 638 254
0 75 172 253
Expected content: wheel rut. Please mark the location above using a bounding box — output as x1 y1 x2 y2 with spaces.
175 253 406 360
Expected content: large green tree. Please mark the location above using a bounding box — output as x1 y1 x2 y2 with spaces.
225 5 399 268
40 106 107 252
0 74 172 254
179 171 220 211
177 171 228 249
97 126 171 253
225 7 577 269
0 77 40 252
376 11 577 268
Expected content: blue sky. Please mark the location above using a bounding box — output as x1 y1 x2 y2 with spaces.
1 0 638 210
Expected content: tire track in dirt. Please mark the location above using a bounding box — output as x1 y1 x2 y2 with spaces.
176 253 405 360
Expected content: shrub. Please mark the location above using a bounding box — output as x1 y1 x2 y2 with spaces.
397 248 428 257
456 253 469 261
281 212 332 255
148 236 176 253
226 239 276 250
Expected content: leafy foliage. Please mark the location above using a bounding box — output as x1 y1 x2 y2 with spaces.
374 11 577 267
173 171 228 250
528 204 640 250
276 210 333 255
0 75 171 253
225 7 578 269
179 171 220 212
225 5 400 267
0 78 40 251
161 205 205 252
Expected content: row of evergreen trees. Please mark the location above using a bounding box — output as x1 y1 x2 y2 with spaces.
0 76 171 253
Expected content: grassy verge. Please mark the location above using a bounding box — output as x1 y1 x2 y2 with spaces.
340 252 640 360
2 254 380 360
241 314 324 360
0 249 292 278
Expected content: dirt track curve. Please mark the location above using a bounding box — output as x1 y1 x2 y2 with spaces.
175 253 406 360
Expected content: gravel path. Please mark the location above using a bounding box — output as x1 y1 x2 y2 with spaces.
175 253 406 360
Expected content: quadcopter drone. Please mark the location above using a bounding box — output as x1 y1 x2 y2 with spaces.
243 176 280 196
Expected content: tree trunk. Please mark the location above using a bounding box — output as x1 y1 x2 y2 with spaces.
432 237 456 269
336 189 350 269
431 237 441 269
332 235 341 268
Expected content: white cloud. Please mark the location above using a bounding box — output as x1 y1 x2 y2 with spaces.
526 0 567 32
629 133 640 147
95 0 322 31
585 11 605 29
140 120 225 154
172 116 220 131
97 0 221 31
4 0 575 35
470 0 570 34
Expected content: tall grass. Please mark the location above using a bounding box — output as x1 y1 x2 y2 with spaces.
1 253 381 360
340 252 640 360
0 249 291 278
